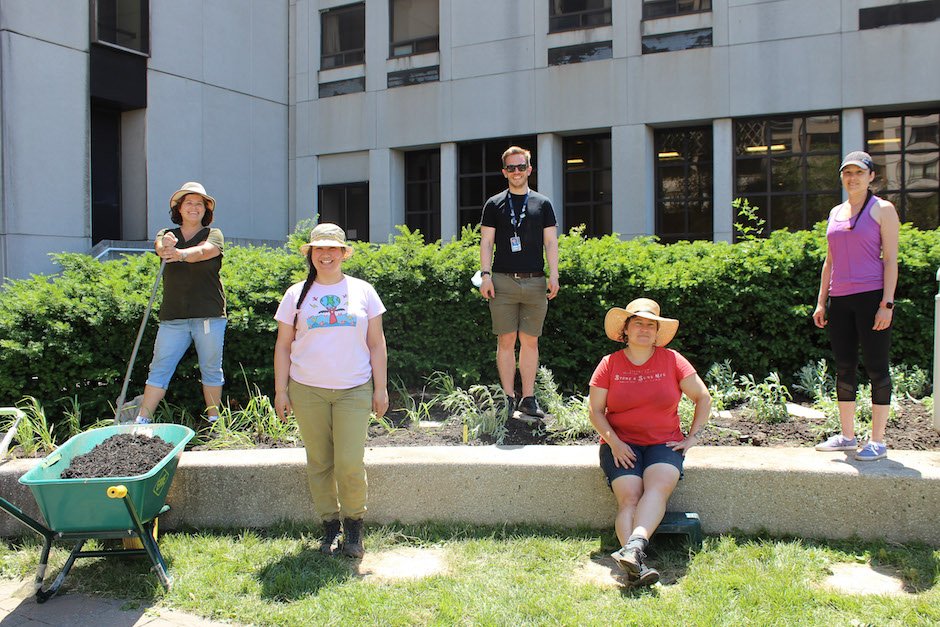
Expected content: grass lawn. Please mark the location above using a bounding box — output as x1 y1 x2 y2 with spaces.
1 523 938 626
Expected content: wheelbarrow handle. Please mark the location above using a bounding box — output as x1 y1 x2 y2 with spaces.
0 408 25 459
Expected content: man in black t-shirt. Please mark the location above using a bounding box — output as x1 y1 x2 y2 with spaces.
479 146 560 422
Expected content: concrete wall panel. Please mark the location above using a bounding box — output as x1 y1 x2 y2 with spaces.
842 24 940 107
0 33 88 237
449 0 534 48
0 0 88 50
728 0 840 44
627 47 731 124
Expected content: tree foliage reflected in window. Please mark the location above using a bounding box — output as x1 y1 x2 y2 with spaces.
655 127 713 243
866 110 939 230
733 114 841 236
549 0 612 32
458 137 537 229
563 134 612 238
321 3 365 69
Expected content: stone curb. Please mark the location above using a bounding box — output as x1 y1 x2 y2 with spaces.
1 446 938 544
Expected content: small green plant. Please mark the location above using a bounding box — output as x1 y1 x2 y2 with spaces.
738 372 792 424
15 396 58 456
369 412 401 435
733 197 767 241
678 395 695 433
390 375 437 426
793 359 835 403
534 367 593 442
704 360 745 411
434 374 508 444
891 364 931 400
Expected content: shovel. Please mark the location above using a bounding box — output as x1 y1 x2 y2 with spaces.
114 259 167 425
0 408 26 459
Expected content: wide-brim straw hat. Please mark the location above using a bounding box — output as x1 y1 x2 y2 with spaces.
300 223 353 255
170 181 216 212
604 297 679 347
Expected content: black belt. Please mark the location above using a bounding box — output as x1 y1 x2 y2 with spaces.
499 271 545 279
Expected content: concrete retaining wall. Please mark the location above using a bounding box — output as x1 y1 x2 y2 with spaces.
1 446 938 544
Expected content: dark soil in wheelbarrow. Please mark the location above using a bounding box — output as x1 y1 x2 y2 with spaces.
60 433 173 479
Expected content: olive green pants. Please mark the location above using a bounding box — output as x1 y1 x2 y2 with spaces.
289 378 372 520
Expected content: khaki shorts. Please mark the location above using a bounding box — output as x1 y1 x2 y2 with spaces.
489 272 548 337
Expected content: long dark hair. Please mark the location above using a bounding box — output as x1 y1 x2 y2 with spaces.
295 249 318 317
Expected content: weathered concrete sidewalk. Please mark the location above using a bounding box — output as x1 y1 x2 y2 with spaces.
2 446 938 543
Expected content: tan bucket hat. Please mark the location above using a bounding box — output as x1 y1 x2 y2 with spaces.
170 182 216 212
300 223 353 255
604 297 679 347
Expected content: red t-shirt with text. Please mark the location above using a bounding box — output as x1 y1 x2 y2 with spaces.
590 347 696 446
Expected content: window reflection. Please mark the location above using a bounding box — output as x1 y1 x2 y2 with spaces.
655 126 713 243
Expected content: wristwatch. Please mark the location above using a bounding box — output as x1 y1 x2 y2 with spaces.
880 301 894 310
180 249 188 262
480 270 491 277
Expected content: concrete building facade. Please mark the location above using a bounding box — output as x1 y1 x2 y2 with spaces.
1 0 937 279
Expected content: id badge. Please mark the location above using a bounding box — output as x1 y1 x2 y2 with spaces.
510 236 522 253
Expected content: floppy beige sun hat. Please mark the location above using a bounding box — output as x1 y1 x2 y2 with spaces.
300 223 353 256
604 297 679 347
170 181 216 212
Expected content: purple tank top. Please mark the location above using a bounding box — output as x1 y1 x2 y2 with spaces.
826 194 883 297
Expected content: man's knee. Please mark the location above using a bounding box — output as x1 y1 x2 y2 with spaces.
518 332 539 348
497 332 518 348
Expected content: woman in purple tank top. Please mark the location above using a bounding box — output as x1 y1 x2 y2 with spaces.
812 151 900 461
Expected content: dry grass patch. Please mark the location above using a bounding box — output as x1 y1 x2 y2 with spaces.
354 547 448 582
821 562 910 596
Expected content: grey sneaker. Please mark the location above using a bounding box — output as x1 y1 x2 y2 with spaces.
854 441 887 461
629 563 660 588
814 434 858 452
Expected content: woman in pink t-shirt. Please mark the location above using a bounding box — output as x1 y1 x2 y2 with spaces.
273 223 388 560
589 298 711 587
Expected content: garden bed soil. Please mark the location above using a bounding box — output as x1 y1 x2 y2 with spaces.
363 398 940 450
60 433 173 479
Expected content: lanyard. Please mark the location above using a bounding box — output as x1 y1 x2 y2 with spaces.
507 192 528 236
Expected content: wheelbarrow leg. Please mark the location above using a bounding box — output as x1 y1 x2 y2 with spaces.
108 485 172 589
35 539 85 604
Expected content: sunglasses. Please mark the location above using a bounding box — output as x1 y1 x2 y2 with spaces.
503 163 529 172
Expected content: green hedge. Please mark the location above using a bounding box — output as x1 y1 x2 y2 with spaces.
1 224 938 423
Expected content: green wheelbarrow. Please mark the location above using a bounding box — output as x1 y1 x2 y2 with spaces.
0 423 194 603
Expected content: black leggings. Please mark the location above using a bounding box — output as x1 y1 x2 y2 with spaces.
827 290 892 405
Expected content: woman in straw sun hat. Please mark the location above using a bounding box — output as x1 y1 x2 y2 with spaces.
136 182 226 424
589 297 711 587
273 223 388 560
812 151 900 462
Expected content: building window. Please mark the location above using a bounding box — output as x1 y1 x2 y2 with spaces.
549 0 612 33
318 183 370 241
321 3 365 70
643 0 712 19
319 77 366 98
92 0 149 54
734 114 842 235
387 66 439 88
390 0 439 57
642 28 712 54
405 149 441 242
563 134 612 238
458 137 538 229
866 110 939 230
548 41 613 66
859 0 940 30
654 127 713 244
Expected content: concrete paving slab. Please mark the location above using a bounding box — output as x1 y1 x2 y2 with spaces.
0 579 233 627
785 403 825 419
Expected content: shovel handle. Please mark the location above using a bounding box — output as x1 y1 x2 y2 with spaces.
0 408 25 457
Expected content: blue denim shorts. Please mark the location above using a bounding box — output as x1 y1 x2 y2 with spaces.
146 317 227 389
599 442 684 489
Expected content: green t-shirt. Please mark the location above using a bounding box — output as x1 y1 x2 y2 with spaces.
156 227 226 321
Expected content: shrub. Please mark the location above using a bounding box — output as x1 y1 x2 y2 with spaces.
1 222 938 425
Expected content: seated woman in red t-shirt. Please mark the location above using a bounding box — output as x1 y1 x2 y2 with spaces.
589 298 711 587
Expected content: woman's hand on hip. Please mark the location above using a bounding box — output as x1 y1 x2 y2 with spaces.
668 432 699 453
274 391 292 422
608 438 636 469
373 388 389 418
